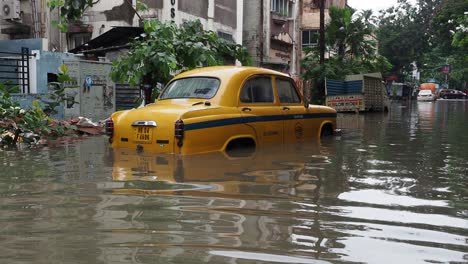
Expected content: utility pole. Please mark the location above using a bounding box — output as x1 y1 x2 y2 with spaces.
319 0 325 65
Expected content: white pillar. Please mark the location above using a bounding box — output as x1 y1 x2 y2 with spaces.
291 0 299 76
207 0 215 31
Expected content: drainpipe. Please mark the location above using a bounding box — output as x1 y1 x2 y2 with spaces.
259 0 264 67
319 0 325 65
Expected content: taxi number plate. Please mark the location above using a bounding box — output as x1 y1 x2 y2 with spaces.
134 127 153 143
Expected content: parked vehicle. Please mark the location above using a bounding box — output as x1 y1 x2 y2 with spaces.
438 89 468 99
417 89 436 101
325 73 389 112
106 66 337 154
420 83 437 94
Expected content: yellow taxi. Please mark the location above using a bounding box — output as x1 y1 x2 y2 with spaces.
106 66 337 154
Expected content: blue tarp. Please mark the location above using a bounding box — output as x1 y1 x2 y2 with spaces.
326 79 363 96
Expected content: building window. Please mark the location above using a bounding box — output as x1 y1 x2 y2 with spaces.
271 0 291 17
217 31 234 43
302 30 319 47
68 33 91 50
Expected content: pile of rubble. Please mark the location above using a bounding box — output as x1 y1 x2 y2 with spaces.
0 116 106 147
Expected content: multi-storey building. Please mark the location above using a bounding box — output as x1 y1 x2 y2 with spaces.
299 0 347 61
0 0 58 48
0 0 244 53
243 0 300 76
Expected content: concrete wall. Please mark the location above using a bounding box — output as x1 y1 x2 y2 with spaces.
214 0 236 29
35 51 78 94
301 0 347 29
179 0 208 19
11 93 64 120
141 0 164 9
3 47 115 121
63 60 115 121
0 38 45 53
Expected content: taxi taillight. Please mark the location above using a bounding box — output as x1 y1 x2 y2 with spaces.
105 118 114 137
175 119 184 147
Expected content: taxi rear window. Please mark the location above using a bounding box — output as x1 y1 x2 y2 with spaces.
160 77 220 99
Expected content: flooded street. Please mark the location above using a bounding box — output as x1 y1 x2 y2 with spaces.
1 101 467 264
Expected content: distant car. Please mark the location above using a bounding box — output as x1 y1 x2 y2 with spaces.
417 89 436 101
106 66 338 155
438 89 468 99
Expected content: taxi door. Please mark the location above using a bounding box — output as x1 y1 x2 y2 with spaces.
275 77 317 142
238 76 283 146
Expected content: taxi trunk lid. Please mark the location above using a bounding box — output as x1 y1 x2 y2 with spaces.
111 103 191 153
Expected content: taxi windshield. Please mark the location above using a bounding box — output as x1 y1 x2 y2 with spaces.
160 77 220 99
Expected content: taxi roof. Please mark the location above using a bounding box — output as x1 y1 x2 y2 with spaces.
167 66 295 107
173 66 290 80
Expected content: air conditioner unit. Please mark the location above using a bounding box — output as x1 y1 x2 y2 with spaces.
1 0 21 20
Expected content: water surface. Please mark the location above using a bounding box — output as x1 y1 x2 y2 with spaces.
0 101 467 263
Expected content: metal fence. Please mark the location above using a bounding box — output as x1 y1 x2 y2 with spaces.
0 47 33 93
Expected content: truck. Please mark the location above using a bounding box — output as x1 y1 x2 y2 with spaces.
420 83 437 94
325 73 389 112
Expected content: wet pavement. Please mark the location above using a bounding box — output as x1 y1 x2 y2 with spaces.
0 100 467 264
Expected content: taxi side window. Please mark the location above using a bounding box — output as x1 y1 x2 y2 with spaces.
276 78 301 103
240 77 274 103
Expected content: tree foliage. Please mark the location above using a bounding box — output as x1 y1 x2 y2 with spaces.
0 91 73 146
48 0 99 31
376 0 428 79
429 0 467 89
377 0 467 89
302 6 391 103
110 19 252 104
48 0 148 30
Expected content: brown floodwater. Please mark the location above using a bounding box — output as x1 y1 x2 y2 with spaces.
0 101 467 264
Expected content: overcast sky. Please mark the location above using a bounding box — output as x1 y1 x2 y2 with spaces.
347 0 417 13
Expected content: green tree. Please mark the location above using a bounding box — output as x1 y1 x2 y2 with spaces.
110 19 252 104
48 0 147 30
47 0 97 31
376 0 429 81
378 0 467 89
302 7 391 103
425 0 467 89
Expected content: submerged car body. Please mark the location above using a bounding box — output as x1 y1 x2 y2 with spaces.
107 66 337 155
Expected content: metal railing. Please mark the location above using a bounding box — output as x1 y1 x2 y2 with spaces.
0 47 33 93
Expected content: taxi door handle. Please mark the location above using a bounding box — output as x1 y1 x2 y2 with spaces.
242 107 252 112
282 107 290 111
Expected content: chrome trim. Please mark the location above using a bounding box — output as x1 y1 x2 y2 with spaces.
131 120 157 127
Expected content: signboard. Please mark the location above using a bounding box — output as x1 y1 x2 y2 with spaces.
441 64 450 74
326 95 364 112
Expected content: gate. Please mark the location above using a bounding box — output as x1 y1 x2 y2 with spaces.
0 47 33 93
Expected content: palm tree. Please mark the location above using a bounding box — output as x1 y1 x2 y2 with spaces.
301 6 391 103
325 7 376 61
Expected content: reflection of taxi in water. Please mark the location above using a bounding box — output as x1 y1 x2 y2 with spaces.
106 66 337 154
111 143 330 198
